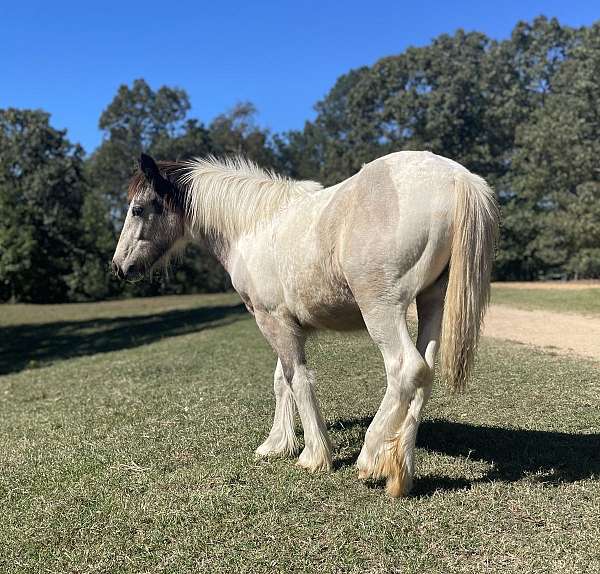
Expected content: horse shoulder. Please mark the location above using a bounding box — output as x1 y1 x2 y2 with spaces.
227 230 283 314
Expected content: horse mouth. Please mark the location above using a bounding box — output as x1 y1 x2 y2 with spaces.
122 264 146 283
125 274 144 284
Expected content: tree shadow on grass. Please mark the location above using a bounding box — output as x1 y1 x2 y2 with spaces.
330 417 600 495
0 303 247 376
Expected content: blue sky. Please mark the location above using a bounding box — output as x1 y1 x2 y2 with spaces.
1 0 598 153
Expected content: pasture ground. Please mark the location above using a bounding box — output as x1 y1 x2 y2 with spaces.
1 288 599 573
491 283 600 316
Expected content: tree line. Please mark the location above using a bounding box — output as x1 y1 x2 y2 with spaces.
1 16 599 303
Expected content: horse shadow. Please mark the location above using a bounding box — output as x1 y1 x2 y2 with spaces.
329 417 600 496
0 303 247 376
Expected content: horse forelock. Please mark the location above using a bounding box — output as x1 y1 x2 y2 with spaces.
127 170 146 202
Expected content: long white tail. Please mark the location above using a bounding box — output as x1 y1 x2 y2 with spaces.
440 171 499 392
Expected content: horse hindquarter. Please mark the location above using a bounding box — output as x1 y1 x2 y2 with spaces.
336 152 496 496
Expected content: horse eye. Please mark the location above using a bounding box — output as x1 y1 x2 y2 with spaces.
132 205 144 217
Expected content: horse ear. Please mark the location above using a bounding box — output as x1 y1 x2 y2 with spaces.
140 153 161 183
140 153 170 198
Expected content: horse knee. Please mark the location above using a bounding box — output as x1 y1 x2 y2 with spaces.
289 364 314 396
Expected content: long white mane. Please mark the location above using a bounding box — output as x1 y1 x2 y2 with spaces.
180 156 323 239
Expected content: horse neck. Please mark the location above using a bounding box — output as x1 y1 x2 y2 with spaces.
184 171 301 245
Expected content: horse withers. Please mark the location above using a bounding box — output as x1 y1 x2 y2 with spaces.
112 151 499 497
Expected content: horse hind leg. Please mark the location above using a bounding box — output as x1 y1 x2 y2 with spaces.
356 288 443 497
256 358 299 458
355 304 422 495
387 275 447 490
374 277 446 496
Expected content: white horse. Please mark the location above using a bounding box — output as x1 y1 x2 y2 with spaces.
112 150 499 496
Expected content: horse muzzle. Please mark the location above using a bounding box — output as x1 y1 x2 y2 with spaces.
112 260 142 282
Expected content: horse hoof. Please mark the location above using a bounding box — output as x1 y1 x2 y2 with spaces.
297 448 332 472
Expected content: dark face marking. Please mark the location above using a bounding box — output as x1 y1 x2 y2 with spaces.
151 198 164 215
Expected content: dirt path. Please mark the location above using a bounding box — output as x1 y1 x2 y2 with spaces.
483 305 600 362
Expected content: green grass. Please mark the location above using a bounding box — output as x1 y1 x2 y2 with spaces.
1 294 599 573
491 285 600 316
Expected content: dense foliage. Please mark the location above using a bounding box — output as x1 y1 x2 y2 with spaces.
1 16 599 302
0 109 108 302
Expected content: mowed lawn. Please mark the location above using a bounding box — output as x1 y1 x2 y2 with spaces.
1 292 599 573
491 284 600 315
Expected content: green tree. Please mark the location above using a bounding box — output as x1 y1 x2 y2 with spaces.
277 67 370 185
88 79 191 224
151 119 213 162
507 22 600 278
280 31 500 185
4 16 596 304
65 185 119 300
209 102 279 168
0 109 92 302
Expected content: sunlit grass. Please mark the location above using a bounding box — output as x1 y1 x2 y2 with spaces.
492 285 600 315
1 294 599 573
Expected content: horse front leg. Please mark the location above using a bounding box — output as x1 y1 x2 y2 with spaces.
291 363 332 472
255 358 299 458
254 311 332 472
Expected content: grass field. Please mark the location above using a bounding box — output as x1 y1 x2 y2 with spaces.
491 285 600 315
1 293 599 573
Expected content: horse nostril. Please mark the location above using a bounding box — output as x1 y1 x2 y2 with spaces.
112 261 124 280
